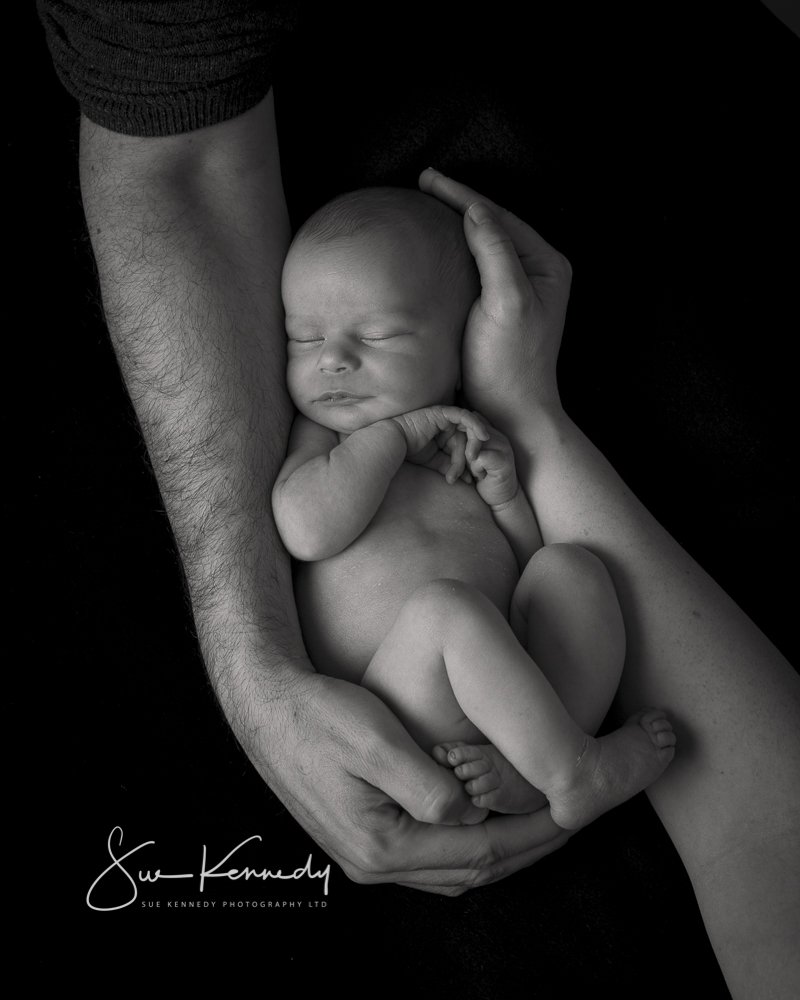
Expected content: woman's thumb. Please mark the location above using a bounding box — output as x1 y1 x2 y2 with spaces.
463 202 530 315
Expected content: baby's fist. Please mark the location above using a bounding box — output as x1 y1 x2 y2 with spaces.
469 425 520 508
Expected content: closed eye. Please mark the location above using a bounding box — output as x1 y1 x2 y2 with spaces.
361 332 411 343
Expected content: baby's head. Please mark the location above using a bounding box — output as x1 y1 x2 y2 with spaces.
282 187 478 433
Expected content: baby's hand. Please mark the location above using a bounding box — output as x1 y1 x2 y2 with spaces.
391 406 489 484
467 421 520 508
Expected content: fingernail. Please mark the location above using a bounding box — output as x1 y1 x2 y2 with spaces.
467 201 493 225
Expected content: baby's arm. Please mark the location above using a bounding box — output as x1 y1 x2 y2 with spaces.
273 407 490 561
272 415 407 560
468 420 543 569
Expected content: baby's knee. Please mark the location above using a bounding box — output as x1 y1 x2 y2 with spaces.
519 543 617 605
534 541 609 577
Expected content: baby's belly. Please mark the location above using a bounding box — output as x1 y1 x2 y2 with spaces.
294 465 519 683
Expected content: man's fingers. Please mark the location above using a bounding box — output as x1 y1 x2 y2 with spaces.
353 716 481 828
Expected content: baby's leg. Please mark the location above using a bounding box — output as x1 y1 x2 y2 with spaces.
438 543 629 810
514 543 626 733
363 578 675 830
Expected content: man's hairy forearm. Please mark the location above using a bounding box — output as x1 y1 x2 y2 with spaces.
79 95 311 747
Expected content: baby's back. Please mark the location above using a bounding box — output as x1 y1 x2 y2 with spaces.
295 464 519 682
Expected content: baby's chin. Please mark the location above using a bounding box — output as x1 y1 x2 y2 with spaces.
300 399 395 434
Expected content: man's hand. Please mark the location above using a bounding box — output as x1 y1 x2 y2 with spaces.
390 406 489 483
257 668 569 894
418 169 572 437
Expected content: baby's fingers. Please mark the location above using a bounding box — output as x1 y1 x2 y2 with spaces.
465 432 483 465
438 406 489 442
445 439 467 485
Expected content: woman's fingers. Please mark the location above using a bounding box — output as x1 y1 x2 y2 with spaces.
462 202 533 321
420 168 570 284
393 830 571 894
419 166 505 217
339 806 569 891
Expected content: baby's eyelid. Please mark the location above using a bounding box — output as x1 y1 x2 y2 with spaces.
362 332 409 342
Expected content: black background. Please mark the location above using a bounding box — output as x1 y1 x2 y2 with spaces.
20 2 798 993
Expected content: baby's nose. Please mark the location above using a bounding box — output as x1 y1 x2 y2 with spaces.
318 343 359 373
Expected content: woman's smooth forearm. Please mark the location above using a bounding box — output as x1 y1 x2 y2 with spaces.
510 400 800 997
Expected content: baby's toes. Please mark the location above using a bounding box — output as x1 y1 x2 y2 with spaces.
432 741 467 767
643 713 676 748
653 727 676 748
445 744 486 768
454 759 491 782
465 771 501 797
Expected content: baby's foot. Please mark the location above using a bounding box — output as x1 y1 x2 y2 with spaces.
433 741 548 814
545 709 676 830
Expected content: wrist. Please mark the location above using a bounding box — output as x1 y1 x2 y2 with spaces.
221 661 325 781
382 416 410 454
488 482 521 513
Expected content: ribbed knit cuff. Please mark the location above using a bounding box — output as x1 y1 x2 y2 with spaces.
38 0 297 137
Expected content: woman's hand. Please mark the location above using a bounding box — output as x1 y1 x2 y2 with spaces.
419 168 572 437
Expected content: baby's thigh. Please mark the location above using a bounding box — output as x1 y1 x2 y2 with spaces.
361 580 484 751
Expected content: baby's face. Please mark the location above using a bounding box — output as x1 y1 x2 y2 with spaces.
282 231 463 434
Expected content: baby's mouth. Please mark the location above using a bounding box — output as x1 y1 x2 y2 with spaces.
314 391 370 403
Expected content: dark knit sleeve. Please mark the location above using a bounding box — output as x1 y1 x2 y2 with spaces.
37 0 298 137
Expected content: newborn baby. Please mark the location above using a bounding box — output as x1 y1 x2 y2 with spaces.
272 187 676 828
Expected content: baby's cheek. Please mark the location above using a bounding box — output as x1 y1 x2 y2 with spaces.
286 361 309 406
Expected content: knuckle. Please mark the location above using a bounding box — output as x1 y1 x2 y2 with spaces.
340 860 370 884
415 785 457 826
494 284 532 322
341 861 391 887
471 864 505 888
349 834 393 875
484 232 513 256
434 885 468 898
553 251 573 282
